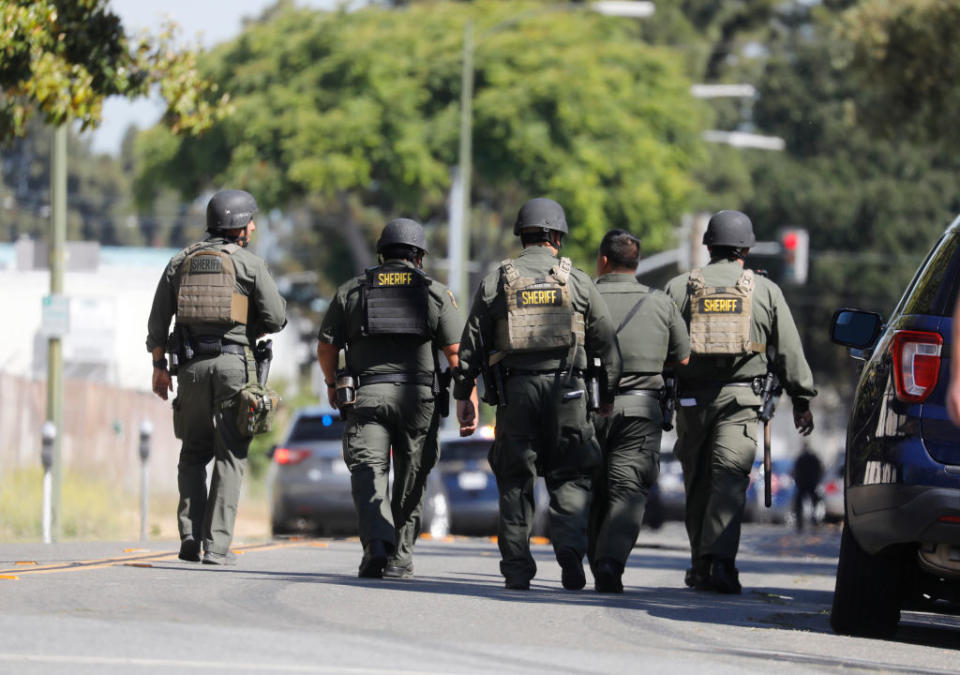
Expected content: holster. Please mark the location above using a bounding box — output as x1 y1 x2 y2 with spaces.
435 368 452 418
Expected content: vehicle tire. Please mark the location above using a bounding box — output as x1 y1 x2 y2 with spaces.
830 524 907 638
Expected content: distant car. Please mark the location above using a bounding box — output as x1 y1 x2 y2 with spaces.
829 215 960 637
436 426 550 537
267 406 449 537
655 448 686 522
744 457 797 525
820 452 845 523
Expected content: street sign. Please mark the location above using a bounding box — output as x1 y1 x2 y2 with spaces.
40 294 70 337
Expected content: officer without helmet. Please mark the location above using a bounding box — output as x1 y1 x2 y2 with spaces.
588 229 690 593
146 189 287 565
454 198 621 591
664 210 816 594
316 219 476 579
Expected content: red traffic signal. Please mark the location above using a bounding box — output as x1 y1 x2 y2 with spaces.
780 228 809 284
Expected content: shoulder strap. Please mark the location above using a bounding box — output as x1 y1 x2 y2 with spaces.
687 268 705 292
615 292 651 335
500 259 520 284
551 257 572 284
737 268 755 292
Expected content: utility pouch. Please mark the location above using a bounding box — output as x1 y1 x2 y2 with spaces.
335 369 357 408
436 368 452 418
166 331 181 376
231 383 281 437
194 335 222 356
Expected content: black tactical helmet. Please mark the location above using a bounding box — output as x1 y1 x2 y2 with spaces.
702 210 756 248
513 197 569 235
377 218 428 254
206 189 258 232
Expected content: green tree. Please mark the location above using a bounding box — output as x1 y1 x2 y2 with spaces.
134 0 708 275
834 0 960 145
0 0 228 140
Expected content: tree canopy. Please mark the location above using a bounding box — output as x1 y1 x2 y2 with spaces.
0 0 228 140
134 0 708 272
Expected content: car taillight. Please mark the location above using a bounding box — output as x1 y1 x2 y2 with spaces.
274 447 311 464
890 330 942 403
824 480 840 495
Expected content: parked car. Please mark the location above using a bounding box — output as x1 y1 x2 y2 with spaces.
267 406 449 538
820 451 845 524
436 426 551 536
744 457 797 525
656 447 686 522
829 216 960 638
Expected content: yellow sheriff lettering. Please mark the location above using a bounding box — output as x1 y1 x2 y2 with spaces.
703 298 740 313
377 271 413 286
521 289 558 305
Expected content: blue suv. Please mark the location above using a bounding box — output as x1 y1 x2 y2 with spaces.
829 216 960 637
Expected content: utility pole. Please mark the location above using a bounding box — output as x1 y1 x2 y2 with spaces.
47 124 67 541
451 19 474 309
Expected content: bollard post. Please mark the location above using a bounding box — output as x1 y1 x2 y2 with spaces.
41 422 56 544
138 420 153 542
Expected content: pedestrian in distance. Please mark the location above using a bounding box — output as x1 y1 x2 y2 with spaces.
588 229 690 593
792 444 824 531
454 197 621 591
316 218 476 580
664 210 816 594
146 189 287 565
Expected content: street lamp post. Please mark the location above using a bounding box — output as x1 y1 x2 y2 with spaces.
448 2 654 303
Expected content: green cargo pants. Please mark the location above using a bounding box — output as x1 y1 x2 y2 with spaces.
342 383 436 567
173 351 251 556
491 373 600 584
674 384 760 568
588 395 662 569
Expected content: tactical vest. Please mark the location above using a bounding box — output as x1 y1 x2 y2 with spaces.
361 263 430 337
494 257 585 354
176 242 248 325
687 268 764 356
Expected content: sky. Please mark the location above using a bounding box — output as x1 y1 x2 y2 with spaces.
86 0 339 155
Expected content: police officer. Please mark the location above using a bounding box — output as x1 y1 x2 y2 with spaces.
588 229 690 593
665 210 816 593
147 189 287 565
454 198 621 591
316 218 473 579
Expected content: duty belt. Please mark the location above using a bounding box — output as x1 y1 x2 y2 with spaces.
617 389 661 399
504 368 584 378
678 378 764 396
357 372 434 388
221 343 246 356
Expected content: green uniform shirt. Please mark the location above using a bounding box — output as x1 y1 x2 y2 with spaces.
664 259 816 404
596 272 690 391
453 246 621 400
318 259 462 376
146 236 287 352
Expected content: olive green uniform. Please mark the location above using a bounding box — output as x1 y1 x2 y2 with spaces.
146 236 286 556
318 260 461 569
588 273 690 570
665 260 815 569
453 247 621 585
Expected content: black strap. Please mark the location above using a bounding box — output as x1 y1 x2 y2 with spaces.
616 294 651 335
617 389 661 398
358 372 434 387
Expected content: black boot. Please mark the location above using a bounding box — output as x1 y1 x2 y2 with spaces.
684 557 712 590
557 548 586 591
709 557 742 594
594 558 624 594
358 539 389 579
178 537 201 562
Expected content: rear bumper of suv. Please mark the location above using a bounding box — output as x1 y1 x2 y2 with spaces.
847 483 960 554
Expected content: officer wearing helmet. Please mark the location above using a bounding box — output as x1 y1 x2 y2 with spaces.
454 198 621 591
146 189 287 565
317 218 474 579
664 210 816 594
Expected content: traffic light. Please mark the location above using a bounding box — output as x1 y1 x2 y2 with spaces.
780 227 809 285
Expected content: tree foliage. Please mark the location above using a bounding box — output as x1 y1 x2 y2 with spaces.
834 0 960 145
0 0 229 140
135 0 707 272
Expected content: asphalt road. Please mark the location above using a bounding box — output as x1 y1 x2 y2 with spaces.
1 523 958 674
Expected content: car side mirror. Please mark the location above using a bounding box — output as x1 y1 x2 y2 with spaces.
830 309 884 349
